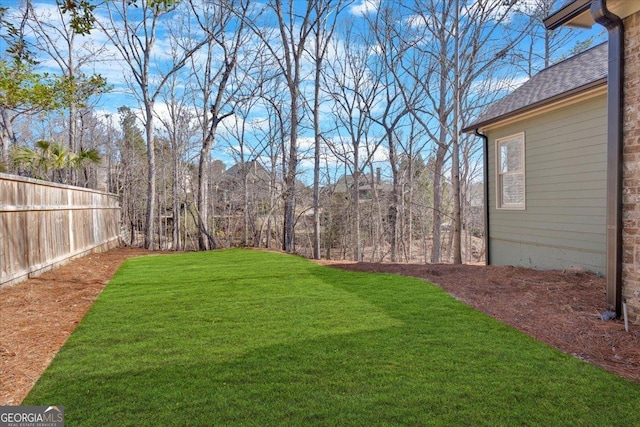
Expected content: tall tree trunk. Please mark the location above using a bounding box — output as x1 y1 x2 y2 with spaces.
451 137 462 264
312 53 322 259
242 159 249 246
197 110 227 251
172 154 181 250
67 31 77 186
431 144 446 263
352 166 361 261
373 166 385 262
197 143 210 250
0 109 14 167
407 161 414 262
144 104 156 250
284 89 298 253
451 1 462 265
388 129 399 262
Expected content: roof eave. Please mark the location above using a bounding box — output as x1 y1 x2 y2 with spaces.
462 77 607 133
543 0 592 30
545 0 640 30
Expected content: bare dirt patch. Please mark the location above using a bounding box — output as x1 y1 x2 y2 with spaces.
1 249 639 405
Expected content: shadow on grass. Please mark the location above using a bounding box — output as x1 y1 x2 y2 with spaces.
24 251 640 426
26 319 640 426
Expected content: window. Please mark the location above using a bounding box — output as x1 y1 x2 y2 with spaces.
496 133 525 209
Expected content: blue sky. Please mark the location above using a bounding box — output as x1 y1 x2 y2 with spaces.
2 0 605 181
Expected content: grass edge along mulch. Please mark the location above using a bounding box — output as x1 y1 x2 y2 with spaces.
23 249 640 426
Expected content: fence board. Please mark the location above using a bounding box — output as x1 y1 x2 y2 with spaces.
0 173 121 287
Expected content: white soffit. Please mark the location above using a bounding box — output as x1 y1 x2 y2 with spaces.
566 0 640 28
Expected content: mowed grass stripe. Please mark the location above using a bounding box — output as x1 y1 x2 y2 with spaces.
24 249 640 426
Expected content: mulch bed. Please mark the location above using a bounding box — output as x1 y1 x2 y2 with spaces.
1 248 638 405
0 247 153 405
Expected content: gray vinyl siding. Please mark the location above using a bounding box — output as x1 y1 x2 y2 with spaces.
486 94 607 274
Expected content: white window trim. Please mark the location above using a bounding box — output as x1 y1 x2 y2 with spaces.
496 132 526 210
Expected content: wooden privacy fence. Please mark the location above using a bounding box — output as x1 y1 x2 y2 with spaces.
1 173 121 287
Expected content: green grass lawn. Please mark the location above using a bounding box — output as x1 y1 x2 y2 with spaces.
24 249 640 426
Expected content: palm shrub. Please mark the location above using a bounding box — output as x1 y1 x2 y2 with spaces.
11 139 101 183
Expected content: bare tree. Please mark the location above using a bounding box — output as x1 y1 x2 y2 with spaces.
306 0 350 259
116 106 147 246
325 18 382 261
401 0 529 263
242 1 333 253
253 75 290 250
186 0 254 250
221 93 270 246
514 0 594 77
365 4 424 262
398 116 430 262
99 0 210 249
157 70 198 250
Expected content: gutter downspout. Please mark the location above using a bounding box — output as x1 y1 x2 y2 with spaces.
475 129 490 266
591 0 624 316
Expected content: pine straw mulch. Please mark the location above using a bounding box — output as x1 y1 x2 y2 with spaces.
0 247 154 405
1 248 639 405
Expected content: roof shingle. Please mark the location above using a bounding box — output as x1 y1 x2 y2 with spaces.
464 42 607 131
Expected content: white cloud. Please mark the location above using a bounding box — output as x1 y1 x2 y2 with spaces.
349 0 380 16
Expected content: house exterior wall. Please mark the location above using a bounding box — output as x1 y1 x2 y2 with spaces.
487 94 607 274
622 10 640 322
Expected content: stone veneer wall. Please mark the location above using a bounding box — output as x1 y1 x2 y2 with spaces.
623 10 640 323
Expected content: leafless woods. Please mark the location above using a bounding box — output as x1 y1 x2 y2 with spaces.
0 0 598 262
